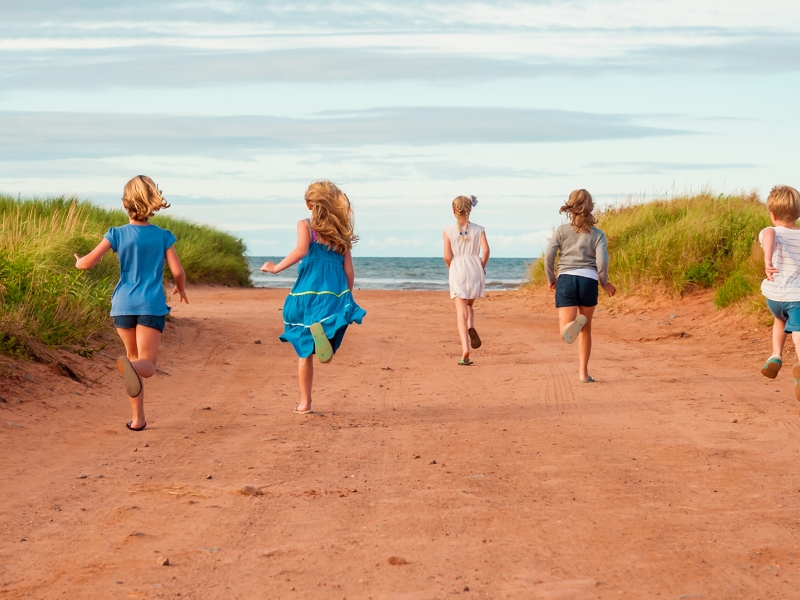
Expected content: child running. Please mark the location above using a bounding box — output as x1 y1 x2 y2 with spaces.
443 195 490 365
74 175 188 431
757 185 800 400
260 181 365 414
544 189 616 382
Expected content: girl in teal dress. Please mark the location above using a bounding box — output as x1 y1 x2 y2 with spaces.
261 181 365 414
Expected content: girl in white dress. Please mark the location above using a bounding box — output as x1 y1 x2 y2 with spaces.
443 195 490 365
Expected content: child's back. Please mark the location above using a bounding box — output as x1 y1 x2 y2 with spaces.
545 223 608 284
760 226 800 301
106 224 176 316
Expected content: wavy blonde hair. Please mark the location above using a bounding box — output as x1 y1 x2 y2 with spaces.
122 175 169 221
305 180 358 255
560 189 596 234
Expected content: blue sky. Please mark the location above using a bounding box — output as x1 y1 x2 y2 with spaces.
1 1 798 257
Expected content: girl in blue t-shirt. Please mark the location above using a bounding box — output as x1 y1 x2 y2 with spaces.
74 175 188 431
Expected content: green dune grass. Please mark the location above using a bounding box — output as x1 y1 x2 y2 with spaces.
528 191 770 309
0 195 250 357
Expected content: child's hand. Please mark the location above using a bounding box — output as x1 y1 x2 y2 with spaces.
603 282 617 297
73 253 82 268
765 264 779 281
260 261 277 274
548 282 556 291
172 286 189 304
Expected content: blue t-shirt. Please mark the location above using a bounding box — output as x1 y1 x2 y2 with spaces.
104 224 177 316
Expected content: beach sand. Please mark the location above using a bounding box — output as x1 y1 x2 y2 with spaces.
1 287 799 598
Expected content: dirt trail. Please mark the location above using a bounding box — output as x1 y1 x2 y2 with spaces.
1 287 799 599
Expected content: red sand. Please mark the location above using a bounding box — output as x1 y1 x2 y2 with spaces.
1 287 799 599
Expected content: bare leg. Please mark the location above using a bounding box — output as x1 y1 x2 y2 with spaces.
558 306 579 338
116 326 161 429
577 306 596 381
297 356 314 412
454 298 470 359
466 299 476 330
792 331 800 363
772 318 788 359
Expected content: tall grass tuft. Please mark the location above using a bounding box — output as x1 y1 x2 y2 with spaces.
0 195 250 356
528 191 770 308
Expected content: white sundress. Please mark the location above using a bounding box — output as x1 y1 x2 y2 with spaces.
444 222 486 299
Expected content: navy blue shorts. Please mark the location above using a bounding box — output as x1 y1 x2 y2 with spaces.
555 275 599 308
113 315 167 332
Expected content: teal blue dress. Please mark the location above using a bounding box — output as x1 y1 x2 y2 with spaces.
279 221 366 358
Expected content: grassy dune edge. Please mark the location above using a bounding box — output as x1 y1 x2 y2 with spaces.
528 192 770 311
0 195 250 357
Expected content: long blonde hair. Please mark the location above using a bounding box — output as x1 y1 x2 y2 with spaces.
305 180 358 255
560 189 596 233
122 175 169 221
452 195 474 242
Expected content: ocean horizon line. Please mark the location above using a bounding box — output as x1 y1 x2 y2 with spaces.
247 256 531 291
247 255 537 260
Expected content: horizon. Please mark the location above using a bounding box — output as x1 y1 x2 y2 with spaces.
1 1 798 258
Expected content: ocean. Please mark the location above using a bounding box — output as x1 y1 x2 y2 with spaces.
248 256 533 291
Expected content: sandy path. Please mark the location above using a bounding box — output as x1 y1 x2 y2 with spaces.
1 287 799 599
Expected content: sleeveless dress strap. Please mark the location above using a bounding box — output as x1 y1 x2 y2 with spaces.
306 218 317 243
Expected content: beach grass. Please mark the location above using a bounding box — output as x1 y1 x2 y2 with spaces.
0 195 249 357
528 191 770 309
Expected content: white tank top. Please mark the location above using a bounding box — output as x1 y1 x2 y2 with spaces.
760 226 800 302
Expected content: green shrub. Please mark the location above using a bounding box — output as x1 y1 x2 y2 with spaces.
0 195 250 355
528 191 770 308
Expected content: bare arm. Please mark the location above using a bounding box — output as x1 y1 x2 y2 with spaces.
166 247 189 304
343 250 355 291
261 220 312 274
762 227 778 281
480 231 490 271
443 231 453 268
74 238 112 270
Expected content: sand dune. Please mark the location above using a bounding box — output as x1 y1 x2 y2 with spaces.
1 287 798 598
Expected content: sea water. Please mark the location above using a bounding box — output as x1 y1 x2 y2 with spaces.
248 257 533 291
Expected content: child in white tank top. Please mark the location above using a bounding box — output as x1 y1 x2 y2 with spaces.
758 185 800 405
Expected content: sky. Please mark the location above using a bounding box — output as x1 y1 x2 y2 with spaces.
1 1 799 257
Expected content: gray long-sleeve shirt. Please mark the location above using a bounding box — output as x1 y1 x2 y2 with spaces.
544 224 609 286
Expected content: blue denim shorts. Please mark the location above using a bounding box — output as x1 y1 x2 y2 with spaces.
112 314 167 332
555 274 599 308
766 299 800 332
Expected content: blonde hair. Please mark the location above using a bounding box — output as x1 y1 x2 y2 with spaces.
305 180 358 255
767 185 800 222
560 189 596 234
122 175 169 221
452 195 474 242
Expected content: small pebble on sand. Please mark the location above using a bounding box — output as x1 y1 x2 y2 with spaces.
206 475 213 479
157 556 170 566
241 485 262 496
387 556 407 565
254 340 262 344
